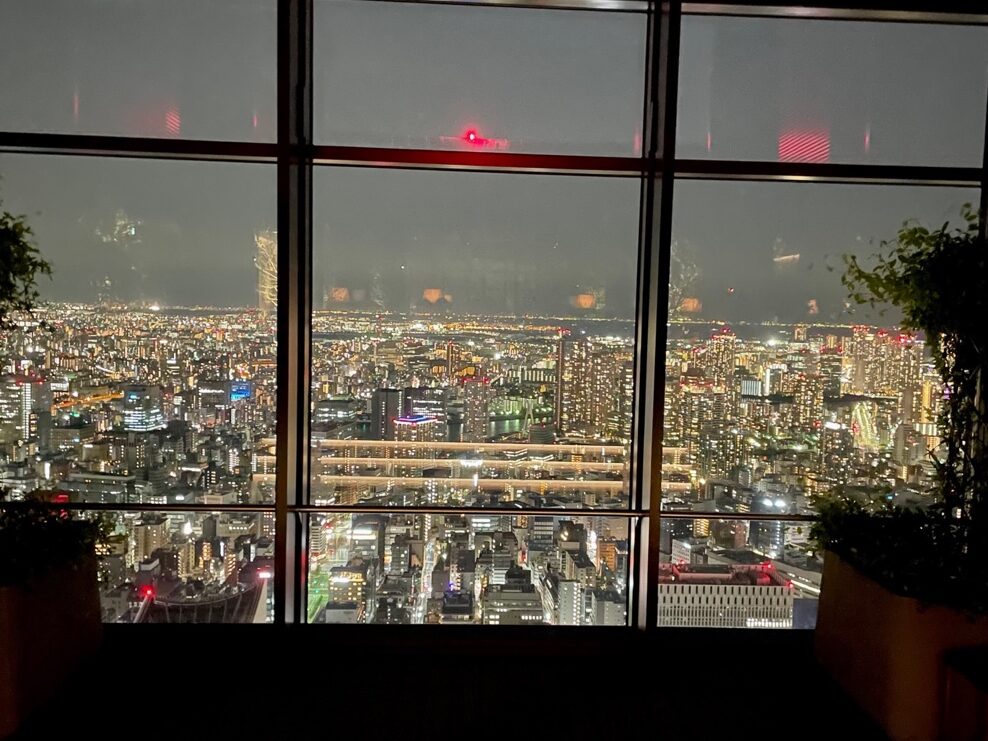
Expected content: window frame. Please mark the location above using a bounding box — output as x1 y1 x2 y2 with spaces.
0 0 985 629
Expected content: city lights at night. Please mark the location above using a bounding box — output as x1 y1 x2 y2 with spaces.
0 0 983 636
2 2 988 739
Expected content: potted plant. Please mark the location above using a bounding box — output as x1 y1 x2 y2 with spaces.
0 502 104 737
812 206 988 741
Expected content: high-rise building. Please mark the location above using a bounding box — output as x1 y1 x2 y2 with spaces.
704 327 737 389
310 518 326 559
556 580 584 625
555 336 626 439
818 423 855 486
605 360 635 441
461 376 492 442
393 415 442 443
133 515 169 564
556 335 591 436
0 374 51 447
254 229 277 315
793 374 825 432
528 516 555 554
371 388 403 441
402 386 447 422
122 384 166 432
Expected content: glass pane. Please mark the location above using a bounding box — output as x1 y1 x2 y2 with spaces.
0 0 276 141
307 512 631 625
658 517 821 629
0 155 276 505
314 0 647 155
311 167 640 509
677 16 988 165
664 182 975 514
62 509 274 623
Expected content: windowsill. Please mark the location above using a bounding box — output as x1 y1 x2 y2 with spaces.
14 625 884 740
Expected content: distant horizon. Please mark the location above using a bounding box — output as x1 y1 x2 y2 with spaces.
26 301 913 333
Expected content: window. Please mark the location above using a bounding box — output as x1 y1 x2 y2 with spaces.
79 509 275 623
306 512 631 625
310 167 640 511
0 155 276 621
677 15 988 165
664 181 975 510
314 0 646 155
661 8 987 628
0 0 277 141
1 1 985 629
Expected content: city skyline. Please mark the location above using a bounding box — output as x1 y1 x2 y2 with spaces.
1 296 931 626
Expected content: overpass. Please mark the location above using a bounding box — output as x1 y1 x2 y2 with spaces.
314 474 692 493
314 439 628 457
317 456 628 474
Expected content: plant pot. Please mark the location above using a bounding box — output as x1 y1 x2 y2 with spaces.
815 551 988 741
0 556 102 738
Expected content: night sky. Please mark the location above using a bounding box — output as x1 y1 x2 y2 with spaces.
0 1 985 320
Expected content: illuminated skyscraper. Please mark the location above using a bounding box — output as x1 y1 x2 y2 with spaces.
254 229 278 314
122 384 166 432
604 358 634 440
556 335 591 436
705 327 737 389
461 376 492 442
371 388 403 440
393 415 443 444
677 379 726 470
556 336 626 439
0 374 52 447
793 374 825 432
694 328 739 423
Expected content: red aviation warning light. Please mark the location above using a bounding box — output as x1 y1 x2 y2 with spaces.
439 126 510 151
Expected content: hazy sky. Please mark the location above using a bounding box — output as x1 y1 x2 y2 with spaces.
0 1 986 321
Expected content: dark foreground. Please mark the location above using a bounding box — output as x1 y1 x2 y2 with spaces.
15 626 886 740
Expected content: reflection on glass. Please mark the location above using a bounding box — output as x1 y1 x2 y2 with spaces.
0 0 276 141
306 512 630 625
0 155 277 506
663 182 974 514
658 517 821 629
310 168 640 508
315 0 646 155
64 509 275 623
677 16 988 165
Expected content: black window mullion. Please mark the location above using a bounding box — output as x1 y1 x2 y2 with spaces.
275 0 314 626
647 0 681 631
980 76 988 241
628 0 681 631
